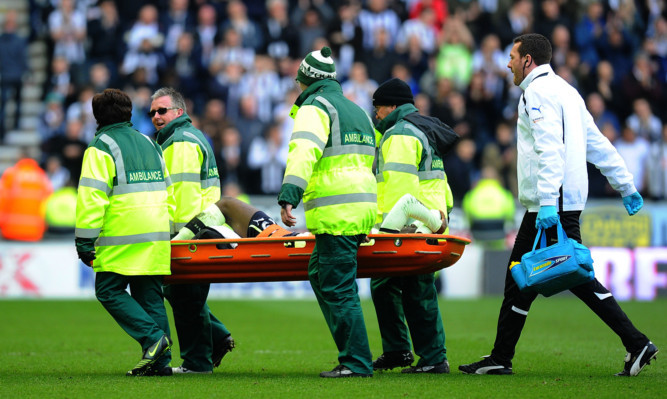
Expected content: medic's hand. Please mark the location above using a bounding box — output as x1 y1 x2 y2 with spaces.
622 192 643 216
281 204 297 227
535 206 559 230
78 251 96 267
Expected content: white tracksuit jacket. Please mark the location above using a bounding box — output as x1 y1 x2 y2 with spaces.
516 64 637 212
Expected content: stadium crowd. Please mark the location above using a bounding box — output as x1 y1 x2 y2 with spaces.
6 0 667 202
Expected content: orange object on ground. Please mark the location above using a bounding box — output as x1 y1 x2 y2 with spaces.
0 158 53 241
166 233 471 284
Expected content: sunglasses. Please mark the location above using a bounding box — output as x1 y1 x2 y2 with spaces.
148 107 179 117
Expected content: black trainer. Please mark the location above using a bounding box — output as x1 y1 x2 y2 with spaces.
458 355 513 375
401 360 450 374
615 341 659 376
212 335 235 368
320 364 372 378
126 334 171 377
373 351 414 371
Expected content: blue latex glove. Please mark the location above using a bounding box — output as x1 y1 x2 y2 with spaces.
535 205 559 229
622 192 643 216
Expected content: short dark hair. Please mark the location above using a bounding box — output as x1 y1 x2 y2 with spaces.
92 88 132 129
514 33 552 66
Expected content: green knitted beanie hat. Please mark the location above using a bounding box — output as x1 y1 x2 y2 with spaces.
296 46 336 86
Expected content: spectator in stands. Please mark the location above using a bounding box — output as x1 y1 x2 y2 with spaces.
0 10 28 142
397 6 438 55
0 149 53 241
44 154 71 192
574 1 605 74
625 98 663 143
620 52 664 120
429 76 454 122
193 3 220 69
86 0 125 73
209 26 255 73
296 7 327 58
160 0 196 59
241 55 282 124
598 17 636 86
246 122 287 195
482 121 517 196
435 17 474 91
587 91 621 134
615 125 650 195
65 86 96 143
326 0 363 80
493 0 534 47
88 62 113 93
41 117 88 185
550 24 571 71
46 56 75 104
591 60 623 117
38 92 66 140
342 62 378 114
48 0 86 85
408 0 448 32
358 0 401 51
221 0 263 52
128 86 155 137
443 137 477 202
471 33 507 108
646 125 667 200
262 0 301 60
362 27 402 85
124 4 163 53
120 37 166 89
535 0 571 40
215 124 244 188
165 31 205 113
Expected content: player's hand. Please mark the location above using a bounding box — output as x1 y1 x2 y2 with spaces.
281 204 297 227
78 251 96 267
622 192 643 216
535 206 559 230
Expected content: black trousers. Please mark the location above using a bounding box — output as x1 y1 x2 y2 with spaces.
490 210 649 366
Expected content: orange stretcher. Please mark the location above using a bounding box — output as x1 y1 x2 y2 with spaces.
166 233 471 284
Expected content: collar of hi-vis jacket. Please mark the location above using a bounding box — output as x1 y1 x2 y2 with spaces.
289 79 341 119
519 63 553 91
155 113 193 145
95 121 133 136
376 103 419 134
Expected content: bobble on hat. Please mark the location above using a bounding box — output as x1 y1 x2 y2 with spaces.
296 46 337 86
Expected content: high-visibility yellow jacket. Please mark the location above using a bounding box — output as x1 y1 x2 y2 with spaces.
376 104 453 225
278 79 377 235
156 114 220 231
462 178 515 222
75 122 175 275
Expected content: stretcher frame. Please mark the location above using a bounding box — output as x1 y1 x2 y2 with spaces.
166 233 471 284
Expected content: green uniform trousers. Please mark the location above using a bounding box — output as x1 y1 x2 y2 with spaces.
308 234 373 375
370 273 447 366
95 272 171 368
164 283 231 371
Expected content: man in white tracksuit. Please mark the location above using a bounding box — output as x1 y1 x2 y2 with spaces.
459 33 658 377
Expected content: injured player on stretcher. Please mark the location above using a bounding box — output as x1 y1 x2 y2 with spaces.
172 193 447 241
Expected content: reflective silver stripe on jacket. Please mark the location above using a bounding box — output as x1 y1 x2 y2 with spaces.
96 231 171 246
100 134 126 184
283 174 308 190
291 131 326 152
315 96 375 158
170 172 201 183
100 134 168 196
304 192 377 211
75 227 102 238
183 131 220 189
79 177 111 194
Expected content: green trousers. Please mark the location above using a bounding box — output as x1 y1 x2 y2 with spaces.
370 273 447 366
309 234 373 375
95 272 171 368
164 283 231 371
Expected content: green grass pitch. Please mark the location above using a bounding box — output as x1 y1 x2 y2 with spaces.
1 297 664 398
